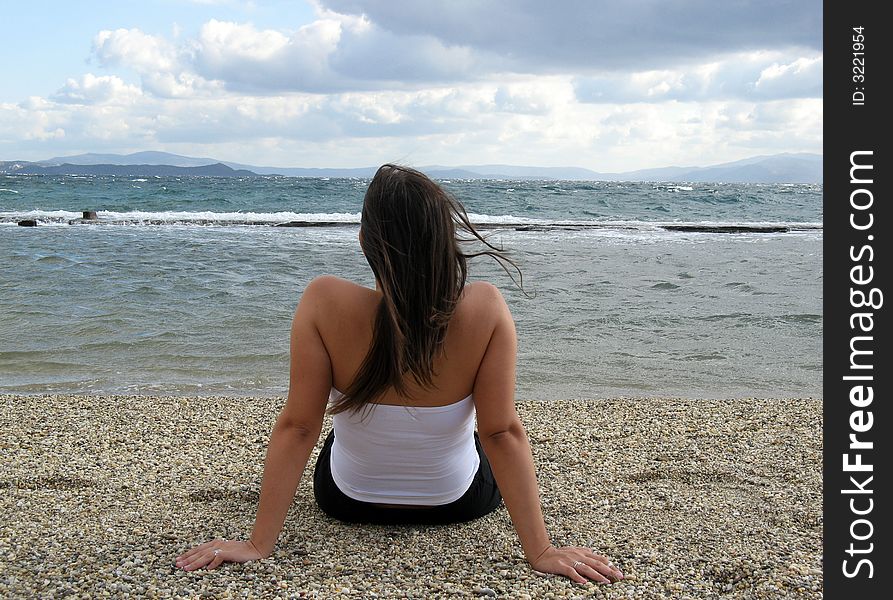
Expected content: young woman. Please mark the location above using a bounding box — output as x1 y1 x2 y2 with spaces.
176 165 622 585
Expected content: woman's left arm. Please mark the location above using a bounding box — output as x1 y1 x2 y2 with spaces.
176 277 334 571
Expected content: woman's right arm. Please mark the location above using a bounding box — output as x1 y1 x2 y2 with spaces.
247 277 335 556
176 276 334 570
472 284 623 585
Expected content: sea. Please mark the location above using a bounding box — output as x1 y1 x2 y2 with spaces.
0 175 823 400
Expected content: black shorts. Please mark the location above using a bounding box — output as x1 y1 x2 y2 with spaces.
313 429 502 525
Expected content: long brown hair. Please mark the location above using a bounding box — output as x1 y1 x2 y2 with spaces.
328 164 520 415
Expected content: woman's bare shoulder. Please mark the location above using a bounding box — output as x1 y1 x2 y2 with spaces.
303 275 371 297
299 276 378 323
464 280 508 301
458 281 512 321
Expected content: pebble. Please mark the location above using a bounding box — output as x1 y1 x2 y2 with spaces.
0 394 822 599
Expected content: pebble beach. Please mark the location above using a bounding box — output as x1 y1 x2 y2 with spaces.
0 394 822 599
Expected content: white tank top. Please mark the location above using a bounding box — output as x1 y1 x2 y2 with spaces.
329 388 480 505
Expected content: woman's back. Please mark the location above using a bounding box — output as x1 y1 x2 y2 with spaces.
311 274 506 508
312 274 499 408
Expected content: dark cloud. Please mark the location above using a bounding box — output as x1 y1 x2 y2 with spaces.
328 24 485 84
320 0 822 72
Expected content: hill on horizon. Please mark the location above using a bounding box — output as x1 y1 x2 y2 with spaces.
2 151 823 183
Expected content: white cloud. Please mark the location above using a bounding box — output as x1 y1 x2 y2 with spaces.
492 78 574 116
142 71 224 98
754 57 822 98
197 20 293 62
92 27 224 98
189 19 342 92
0 101 66 142
1 73 822 170
574 52 823 103
52 74 142 105
93 28 180 74
714 99 822 135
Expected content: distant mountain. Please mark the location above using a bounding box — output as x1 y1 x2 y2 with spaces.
243 166 379 177
41 151 223 168
432 154 821 182
38 152 368 177
0 162 257 177
7 151 822 183
430 164 605 180
614 153 823 184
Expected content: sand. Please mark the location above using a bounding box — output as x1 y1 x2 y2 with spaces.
0 394 822 599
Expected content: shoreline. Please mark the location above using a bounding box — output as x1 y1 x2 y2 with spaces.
1 394 822 598
0 388 825 401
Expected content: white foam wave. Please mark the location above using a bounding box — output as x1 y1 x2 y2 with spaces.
0 209 823 232
0 209 362 225
1 209 82 220
97 209 363 224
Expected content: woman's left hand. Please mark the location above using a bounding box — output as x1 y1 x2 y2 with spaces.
175 539 263 571
529 545 624 584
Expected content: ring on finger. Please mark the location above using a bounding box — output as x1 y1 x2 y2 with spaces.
572 560 583 569
213 549 221 557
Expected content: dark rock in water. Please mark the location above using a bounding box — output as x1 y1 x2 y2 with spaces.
69 211 102 224
514 224 584 232
274 221 352 228
662 224 790 234
17 219 38 227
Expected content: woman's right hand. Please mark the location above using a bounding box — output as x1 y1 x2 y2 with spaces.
175 539 264 571
530 545 624 584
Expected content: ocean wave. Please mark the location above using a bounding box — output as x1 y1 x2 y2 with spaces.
0 209 362 226
0 209 823 233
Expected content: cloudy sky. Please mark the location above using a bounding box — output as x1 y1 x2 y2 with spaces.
0 0 822 171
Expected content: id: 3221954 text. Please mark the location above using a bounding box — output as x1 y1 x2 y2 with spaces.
852 26 866 106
